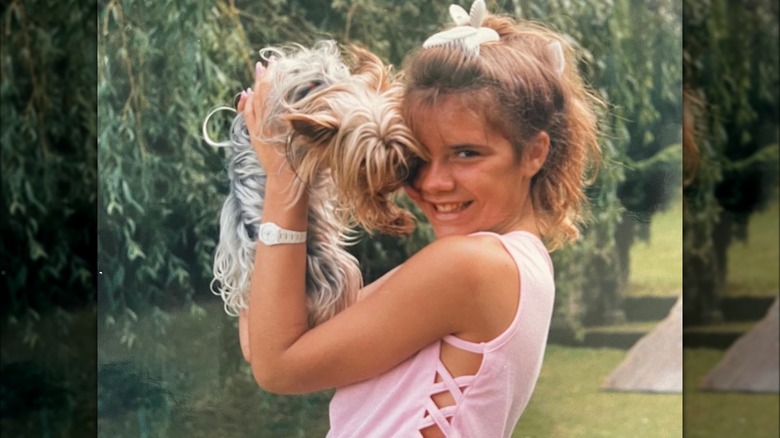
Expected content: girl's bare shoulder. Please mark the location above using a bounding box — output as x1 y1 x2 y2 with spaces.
408 234 515 287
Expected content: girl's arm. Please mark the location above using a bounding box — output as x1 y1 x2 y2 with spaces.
250 233 513 394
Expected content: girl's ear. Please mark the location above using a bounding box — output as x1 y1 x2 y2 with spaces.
522 131 550 177
286 113 340 145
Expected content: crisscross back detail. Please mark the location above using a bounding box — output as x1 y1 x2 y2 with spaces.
418 351 480 436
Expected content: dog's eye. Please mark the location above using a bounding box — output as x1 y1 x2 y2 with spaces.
404 156 425 185
292 80 326 102
246 223 257 240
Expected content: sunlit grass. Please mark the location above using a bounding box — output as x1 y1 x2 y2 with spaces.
19 300 777 438
515 346 682 437
92 303 684 437
628 197 683 298
628 196 779 298
585 321 660 334
726 201 780 297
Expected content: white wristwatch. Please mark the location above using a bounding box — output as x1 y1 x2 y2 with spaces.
257 222 307 246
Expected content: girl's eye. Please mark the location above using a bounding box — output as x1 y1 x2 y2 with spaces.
455 149 478 158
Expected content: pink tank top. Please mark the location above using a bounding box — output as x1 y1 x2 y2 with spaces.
327 231 555 437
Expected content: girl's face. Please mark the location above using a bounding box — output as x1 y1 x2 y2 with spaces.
405 95 546 238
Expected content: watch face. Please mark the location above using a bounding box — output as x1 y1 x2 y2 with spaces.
260 224 279 243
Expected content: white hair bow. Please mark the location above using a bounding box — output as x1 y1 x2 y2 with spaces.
422 0 499 57
547 40 565 77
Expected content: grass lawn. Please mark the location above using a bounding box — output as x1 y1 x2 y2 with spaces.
0 307 98 436
7 299 778 437
683 321 756 334
725 201 780 297
683 349 779 438
628 197 682 298
515 346 682 437
584 321 660 334
628 196 779 298
97 304 686 436
93 305 685 437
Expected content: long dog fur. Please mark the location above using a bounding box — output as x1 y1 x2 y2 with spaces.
203 41 423 326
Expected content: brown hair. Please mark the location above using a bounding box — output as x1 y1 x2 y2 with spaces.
402 15 604 250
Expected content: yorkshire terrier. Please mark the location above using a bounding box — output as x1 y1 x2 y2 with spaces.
203 41 423 326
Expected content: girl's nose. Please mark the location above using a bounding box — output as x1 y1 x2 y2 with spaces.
415 160 455 194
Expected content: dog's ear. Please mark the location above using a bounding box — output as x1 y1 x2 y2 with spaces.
286 113 340 145
348 45 389 91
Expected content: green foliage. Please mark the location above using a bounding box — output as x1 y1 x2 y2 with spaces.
94 0 451 342
518 0 683 215
0 0 688 346
1 0 97 315
511 0 681 329
92 0 690 342
683 0 779 323
97 0 252 337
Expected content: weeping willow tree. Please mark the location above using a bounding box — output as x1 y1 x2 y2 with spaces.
1 0 96 317
683 0 779 324
2 0 97 435
0 0 682 357
95 0 683 348
97 0 254 343
95 0 440 357
307 0 682 336
510 0 682 332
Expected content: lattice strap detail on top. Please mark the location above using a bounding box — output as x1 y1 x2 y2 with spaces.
418 361 477 434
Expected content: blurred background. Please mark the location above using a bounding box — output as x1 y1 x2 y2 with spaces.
1 0 777 436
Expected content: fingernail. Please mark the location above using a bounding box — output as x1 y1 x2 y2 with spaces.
247 87 253 94
255 61 265 76
240 90 248 98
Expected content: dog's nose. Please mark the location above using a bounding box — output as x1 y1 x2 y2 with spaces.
403 156 424 186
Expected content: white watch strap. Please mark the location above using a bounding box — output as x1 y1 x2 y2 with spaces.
258 222 307 246
277 227 307 244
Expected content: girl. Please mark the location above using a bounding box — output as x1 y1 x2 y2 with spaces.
238 2 601 436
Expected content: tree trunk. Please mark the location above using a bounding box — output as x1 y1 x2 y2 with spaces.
682 199 724 326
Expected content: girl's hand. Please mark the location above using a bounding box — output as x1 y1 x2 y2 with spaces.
237 58 297 184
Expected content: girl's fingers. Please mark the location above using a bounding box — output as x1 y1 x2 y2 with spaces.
239 56 267 114
254 61 264 91
254 57 274 95
244 90 255 129
255 61 265 79
236 90 248 112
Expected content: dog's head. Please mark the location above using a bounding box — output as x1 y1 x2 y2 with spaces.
261 43 425 236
